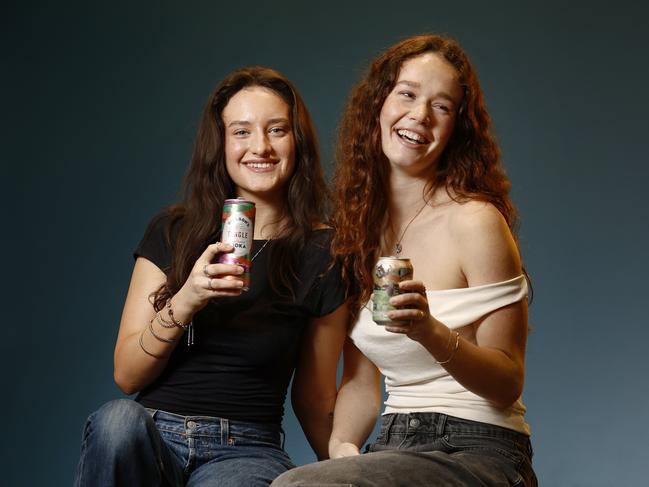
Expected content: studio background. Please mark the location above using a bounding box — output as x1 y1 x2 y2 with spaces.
4 1 648 485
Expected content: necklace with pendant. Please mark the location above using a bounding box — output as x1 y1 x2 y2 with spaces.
394 202 428 256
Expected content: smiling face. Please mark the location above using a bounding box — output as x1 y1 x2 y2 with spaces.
379 52 464 175
222 86 295 201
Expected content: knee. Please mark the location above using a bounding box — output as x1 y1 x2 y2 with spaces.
271 456 369 487
85 399 152 454
270 468 301 487
271 464 332 487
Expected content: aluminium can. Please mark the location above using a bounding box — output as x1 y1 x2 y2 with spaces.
372 256 414 325
218 198 255 290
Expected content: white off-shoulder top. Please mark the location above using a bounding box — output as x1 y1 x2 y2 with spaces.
349 274 531 435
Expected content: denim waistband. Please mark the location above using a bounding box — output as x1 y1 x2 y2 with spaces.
146 408 284 447
380 412 531 450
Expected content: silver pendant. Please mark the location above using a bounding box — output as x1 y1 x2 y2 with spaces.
395 243 402 255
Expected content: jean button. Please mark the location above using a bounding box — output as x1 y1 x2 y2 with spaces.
409 418 420 428
187 421 197 429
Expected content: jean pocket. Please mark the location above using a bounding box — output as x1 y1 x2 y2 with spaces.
229 426 282 448
230 434 282 448
440 434 525 465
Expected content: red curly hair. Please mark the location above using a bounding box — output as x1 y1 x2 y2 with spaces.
331 34 518 315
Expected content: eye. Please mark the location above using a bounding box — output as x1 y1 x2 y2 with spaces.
432 103 451 113
398 90 415 99
232 129 249 136
269 126 289 135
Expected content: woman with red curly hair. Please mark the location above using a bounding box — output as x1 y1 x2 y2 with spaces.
273 35 537 486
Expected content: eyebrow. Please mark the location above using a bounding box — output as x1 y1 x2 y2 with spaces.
395 80 459 103
227 117 290 128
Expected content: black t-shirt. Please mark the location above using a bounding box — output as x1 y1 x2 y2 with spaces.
132 213 345 424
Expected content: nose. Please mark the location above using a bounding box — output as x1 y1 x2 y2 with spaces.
251 131 272 156
409 102 431 125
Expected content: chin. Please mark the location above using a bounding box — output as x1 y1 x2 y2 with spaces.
390 157 431 170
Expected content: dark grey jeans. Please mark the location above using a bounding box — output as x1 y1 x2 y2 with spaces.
272 412 537 487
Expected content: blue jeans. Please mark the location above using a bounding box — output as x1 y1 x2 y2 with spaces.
273 412 537 487
75 399 295 486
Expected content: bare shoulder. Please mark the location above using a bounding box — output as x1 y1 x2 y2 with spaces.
448 200 521 286
448 200 505 232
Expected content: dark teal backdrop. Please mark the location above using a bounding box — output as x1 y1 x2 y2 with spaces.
4 1 648 485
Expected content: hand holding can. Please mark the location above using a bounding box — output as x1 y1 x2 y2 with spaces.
372 257 414 325
218 198 255 290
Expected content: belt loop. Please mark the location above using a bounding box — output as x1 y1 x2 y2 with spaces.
144 408 158 419
436 413 447 437
220 417 229 446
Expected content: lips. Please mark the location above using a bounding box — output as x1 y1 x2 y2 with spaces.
395 128 429 145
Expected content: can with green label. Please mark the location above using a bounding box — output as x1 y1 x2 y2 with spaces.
372 256 414 325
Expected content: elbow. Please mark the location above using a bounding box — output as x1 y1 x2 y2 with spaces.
491 376 524 410
292 389 337 418
113 369 140 396
491 394 519 410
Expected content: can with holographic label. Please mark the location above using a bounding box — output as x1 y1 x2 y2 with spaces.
372 256 414 325
218 198 255 290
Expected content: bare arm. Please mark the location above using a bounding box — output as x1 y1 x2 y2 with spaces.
113 243 244 395
291 303 349 460
386 203 528 408
328 338 382 458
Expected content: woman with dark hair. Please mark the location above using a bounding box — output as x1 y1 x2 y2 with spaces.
273 35 537 486
74 67 347 486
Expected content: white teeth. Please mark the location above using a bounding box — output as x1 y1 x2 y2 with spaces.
246 162 274 169
397 129 426 144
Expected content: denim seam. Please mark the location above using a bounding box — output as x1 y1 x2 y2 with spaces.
437 413 447 437
383 413 397 444
396 418 410 449
74 418 93 487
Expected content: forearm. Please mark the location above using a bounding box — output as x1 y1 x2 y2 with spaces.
293 392 337 460
293 303 349 459
114 249 243 394
421 325 524 408
114 294 195 394
389 278 527 409
328 379 381 455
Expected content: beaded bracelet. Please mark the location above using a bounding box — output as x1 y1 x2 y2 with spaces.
436 331 460 365
165 301 194 346
155 312 175 329
166 301 190 330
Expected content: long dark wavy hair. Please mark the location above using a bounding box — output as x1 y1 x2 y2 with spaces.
331 34 521 315
153 66 327 310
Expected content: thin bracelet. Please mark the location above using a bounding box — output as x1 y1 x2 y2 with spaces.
166 301 194 346
166 301 189 330
148 318 176 343
436 332 460 365
139 329 166 359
